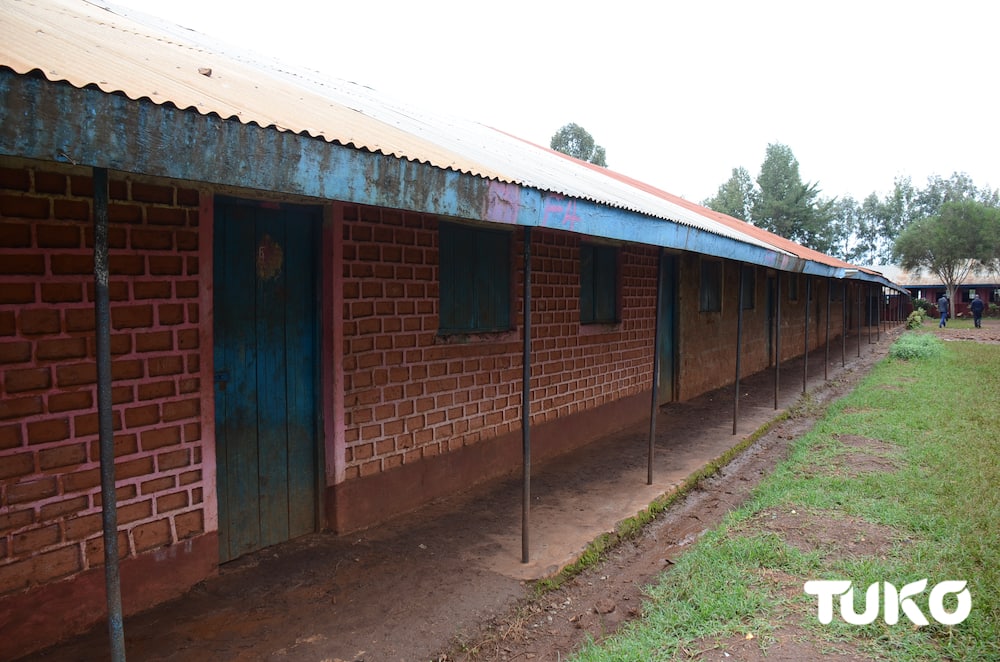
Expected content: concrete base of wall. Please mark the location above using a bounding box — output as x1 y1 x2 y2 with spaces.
0 532 218 661
327 392 650 533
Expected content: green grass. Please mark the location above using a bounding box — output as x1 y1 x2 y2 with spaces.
888 332 943 360
572 338 1000 661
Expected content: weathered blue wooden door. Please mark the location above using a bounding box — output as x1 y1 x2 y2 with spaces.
213 199 319 562
657 254 677 405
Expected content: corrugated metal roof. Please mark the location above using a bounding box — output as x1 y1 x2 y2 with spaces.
565 154 859 272
0 0 908 285
0 0 795 256
1 0 509 178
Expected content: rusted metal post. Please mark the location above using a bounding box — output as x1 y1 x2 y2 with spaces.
94 167 126 662
856 283 862 356
841 283 847 367
867 285 873 345
774 272 781 410
521 227 531 564
733 265 745 435
803 277 810 394
825 279 831 380
877 287 882 341
647 251 663 485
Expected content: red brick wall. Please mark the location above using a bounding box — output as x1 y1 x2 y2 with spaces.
0 161 207 602
340 204 658 480
677 256 847 400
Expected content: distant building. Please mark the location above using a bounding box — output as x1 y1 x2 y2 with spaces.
878 265 1000 316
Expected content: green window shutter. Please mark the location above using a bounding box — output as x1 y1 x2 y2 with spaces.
741 265 755 310
439 223 475 332
594 246 617 323
580 244 618 324
788 274 799 301
439 222 510 333
700 260 722 312
580 244 596 324
475 229 510 331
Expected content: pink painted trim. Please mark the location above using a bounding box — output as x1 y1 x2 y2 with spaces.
322 203 346 485
197 192 218 533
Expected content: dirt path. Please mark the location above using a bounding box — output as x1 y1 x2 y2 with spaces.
445 336 896 661
449 321 1000 662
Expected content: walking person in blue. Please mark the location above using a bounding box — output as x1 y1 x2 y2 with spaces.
971 294 985 328
938 293 950 328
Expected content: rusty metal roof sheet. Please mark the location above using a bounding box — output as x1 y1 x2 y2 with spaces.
1 0 509 177
1 0 869 267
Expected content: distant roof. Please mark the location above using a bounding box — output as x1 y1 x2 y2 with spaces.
877 265 1000 288
0 0 902 285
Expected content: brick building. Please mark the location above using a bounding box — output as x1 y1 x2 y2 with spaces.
0 2 903 657
878 264 998 318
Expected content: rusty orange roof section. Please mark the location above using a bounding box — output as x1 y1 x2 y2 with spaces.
1 0 906 289
558 147 856 270
0 0 510 181
0 0 796 253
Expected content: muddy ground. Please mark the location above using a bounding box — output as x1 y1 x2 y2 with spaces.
451 320 1000 662
27 321 998 662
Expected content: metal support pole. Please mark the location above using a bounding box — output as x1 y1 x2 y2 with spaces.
867 285 873 345
824 279 831 380
841 283 847 367
877 287 882 341
774 273 781 410
521 227 531 564
647 251 663 485
94 167 126 662
803 278 810 394
733 265 745 435
883 291 888 331
856 284 862 356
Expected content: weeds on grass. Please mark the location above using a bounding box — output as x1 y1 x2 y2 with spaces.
889 332 943 360
573 341 1000 662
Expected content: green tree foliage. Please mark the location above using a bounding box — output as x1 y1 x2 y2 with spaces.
703 143 839 253
704 147 1000 265
752 144 837 253
892 199 1000 305
703 167 757 221
550 123 607 167
836 173 1000 265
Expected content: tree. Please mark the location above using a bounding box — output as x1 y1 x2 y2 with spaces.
550 123 607 167
703 167 757 222
892 199 1000 309
704 144 842 253
703 150 1000 265
752 143 838 254
827 195 863 260
845 173 1000 265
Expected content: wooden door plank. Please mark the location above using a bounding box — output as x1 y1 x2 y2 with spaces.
217 204 264 559
284 209 319 537
212 207 232 559
254 210 291 548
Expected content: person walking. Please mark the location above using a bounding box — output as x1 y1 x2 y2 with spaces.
938 293 950 328
971 294 985 328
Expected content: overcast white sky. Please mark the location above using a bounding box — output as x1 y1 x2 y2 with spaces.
111 0 999 204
